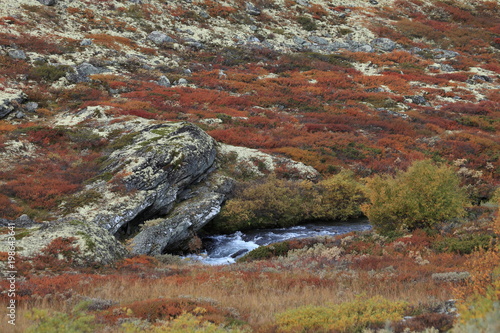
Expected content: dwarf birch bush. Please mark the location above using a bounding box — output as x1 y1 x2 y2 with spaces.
362 160 468 234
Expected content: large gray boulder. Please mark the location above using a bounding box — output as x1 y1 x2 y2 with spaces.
60 113 219 244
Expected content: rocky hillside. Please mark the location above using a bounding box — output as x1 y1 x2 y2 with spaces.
0 0 499 260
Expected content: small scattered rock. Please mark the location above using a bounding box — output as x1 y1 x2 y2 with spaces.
67 62 109 83
148 31 176 45
405 95 429 106
371 38 399 52
37 0 57 5
432 48 459 59
440 64 456 72
246 2 261 16
175 78 188 86
157 75 171 87
8 50 26 60
25 102 38 112
80 38 93 46
467 74 492 83
309 36 329 45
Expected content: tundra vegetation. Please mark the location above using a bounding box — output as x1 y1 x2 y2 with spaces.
0 0 499 332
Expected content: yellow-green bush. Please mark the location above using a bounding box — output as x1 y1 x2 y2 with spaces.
210 171 366 233
311 170 366 221
275 296 408 333
213 176 309 232
362 160 468 234
26 304 98 333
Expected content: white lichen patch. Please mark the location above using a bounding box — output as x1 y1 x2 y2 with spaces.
219 143 319 179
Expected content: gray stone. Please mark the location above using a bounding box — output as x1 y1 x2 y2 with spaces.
158 75 171 87
293 36 311 47
25 102 38 112
441 64 456 72
0 214 36 228
371 38 399 52
80 38 93 46
246 2 261 16
468 74 492 83
0 90 26 119
326 41 350 51
406 95 429 106
184 38 204 49
347 41 373 52
67 62 109 83
148 31 176 45
66 121 218 241
129 175 235 255
296 0 310 6
176 78 188 86
309 36 329 45
248 36 260 43
8 50 26 60
37 0 57 5
249 25 258 31
15 111 25 119
432 48 459 59
199 10 210 19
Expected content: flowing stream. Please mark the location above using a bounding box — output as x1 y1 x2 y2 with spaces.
186 219 371 265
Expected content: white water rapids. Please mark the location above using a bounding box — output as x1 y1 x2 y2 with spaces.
185 219 371 265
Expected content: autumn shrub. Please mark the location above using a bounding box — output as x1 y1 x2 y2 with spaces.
212 172 366 233
29 237 81 271
362 160 469 234
394 312 455 333
433 234 493 255
453 266 500 332
275 296 408 332
310 170 367 221
211 176 309 232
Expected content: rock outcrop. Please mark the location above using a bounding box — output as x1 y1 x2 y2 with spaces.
0 218 127 265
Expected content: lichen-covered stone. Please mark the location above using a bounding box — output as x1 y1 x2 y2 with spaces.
0 219 127 265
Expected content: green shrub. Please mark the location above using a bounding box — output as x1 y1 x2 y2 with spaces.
31 63 70 82
275 296 407 332
297 16 317 31
362 160 468 234
433 234 493 254
238 242 290 262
